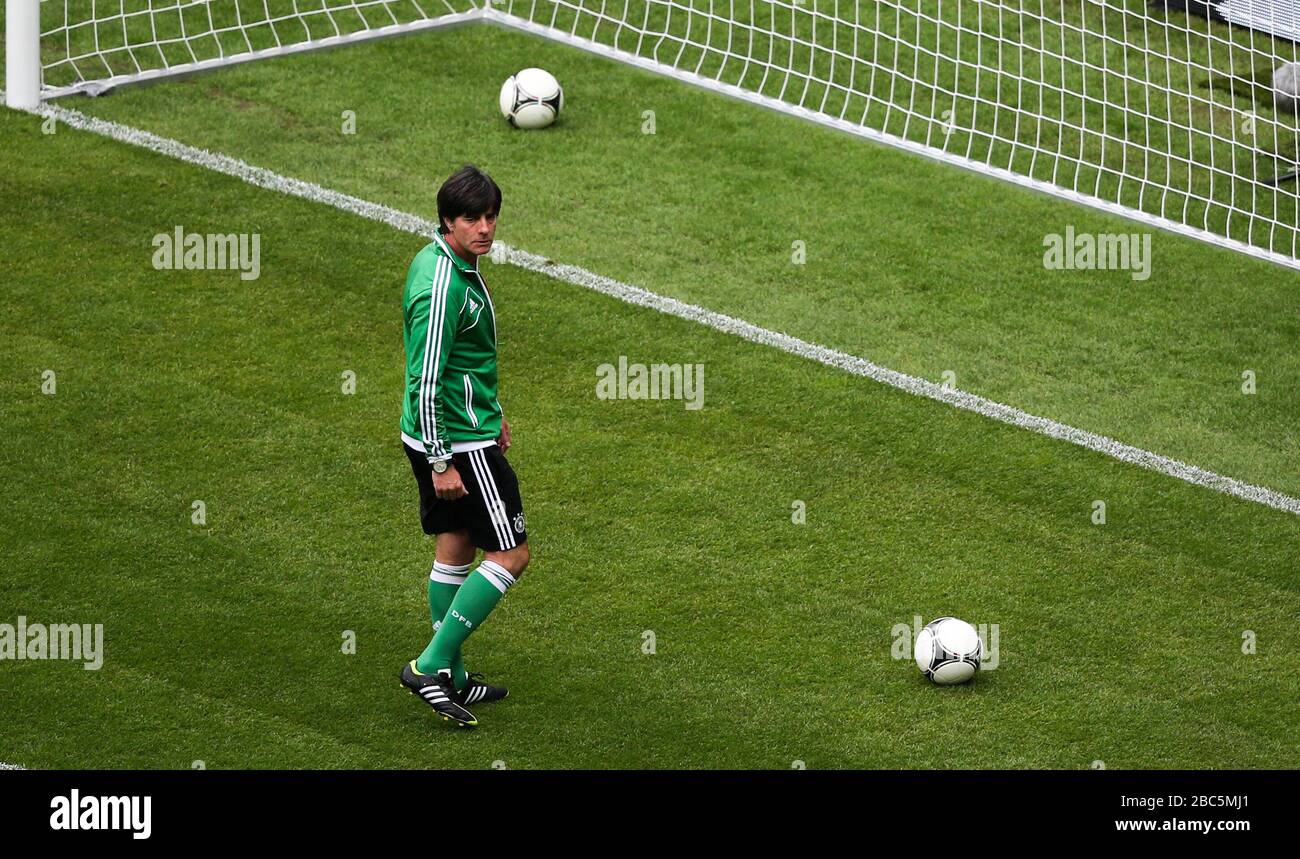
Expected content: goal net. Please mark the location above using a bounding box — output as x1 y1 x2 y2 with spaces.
10 0 1300 268
23 1 479 98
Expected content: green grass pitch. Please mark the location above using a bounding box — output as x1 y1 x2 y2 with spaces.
2 21 1299 768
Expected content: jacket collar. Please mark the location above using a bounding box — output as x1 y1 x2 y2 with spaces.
433 232 479 275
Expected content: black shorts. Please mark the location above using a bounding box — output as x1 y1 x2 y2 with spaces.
404 442 528 551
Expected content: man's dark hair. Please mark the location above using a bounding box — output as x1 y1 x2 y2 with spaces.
437 165 502 234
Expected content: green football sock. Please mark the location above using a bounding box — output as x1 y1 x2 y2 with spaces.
416 560 469 688
420 560 517 674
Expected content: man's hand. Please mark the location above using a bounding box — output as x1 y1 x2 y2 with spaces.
498 418 512 453
433 463 468 500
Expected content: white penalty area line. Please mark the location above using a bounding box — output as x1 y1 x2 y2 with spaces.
0 762 26 770
20 99 1300 518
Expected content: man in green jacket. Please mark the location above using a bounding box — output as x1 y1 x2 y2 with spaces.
398 165 529 728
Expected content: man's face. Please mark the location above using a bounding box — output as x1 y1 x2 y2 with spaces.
446 211 497 258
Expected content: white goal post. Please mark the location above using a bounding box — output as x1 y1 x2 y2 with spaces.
7 1 1300 270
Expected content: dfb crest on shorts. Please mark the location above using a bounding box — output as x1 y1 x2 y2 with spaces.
512 512 526 534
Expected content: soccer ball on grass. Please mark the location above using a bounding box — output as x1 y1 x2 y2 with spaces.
499 68 564 129
914 616 982 685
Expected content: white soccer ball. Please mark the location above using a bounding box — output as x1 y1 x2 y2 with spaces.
1273 62 1300 113
914 616 982 685
499 68 563 129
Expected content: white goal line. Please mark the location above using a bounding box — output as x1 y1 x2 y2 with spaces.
12 96 1300 518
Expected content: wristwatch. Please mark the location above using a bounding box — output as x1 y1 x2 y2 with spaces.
431 457 451 474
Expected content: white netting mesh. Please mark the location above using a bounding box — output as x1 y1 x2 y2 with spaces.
1220 0 1300 41
31 0 1300 263
40 1 474 93
491 0 1300 262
